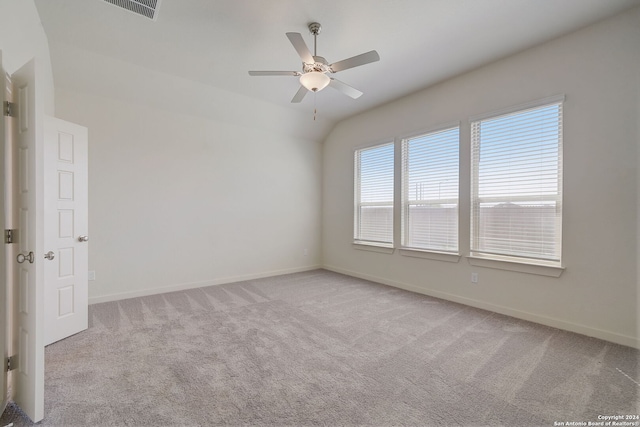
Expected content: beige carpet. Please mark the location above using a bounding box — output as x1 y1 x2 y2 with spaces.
2 269 638 426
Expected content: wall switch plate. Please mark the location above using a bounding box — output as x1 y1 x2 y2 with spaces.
471 272 478 283
88 270 96 281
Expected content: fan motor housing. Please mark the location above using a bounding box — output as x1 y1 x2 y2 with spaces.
303 56 330 73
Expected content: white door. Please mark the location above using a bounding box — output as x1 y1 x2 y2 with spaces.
43 117 88 346
0 51 8 416
12 59 44 423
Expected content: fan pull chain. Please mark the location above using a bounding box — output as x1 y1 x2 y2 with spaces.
314 92 317 121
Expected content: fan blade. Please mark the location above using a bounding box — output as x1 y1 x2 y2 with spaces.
249 71 300 76
329 78 363 99
329 50 380 73
286 32 314 64
291 86 308 103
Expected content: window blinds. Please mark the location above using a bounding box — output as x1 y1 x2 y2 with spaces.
471 100 563 263
402 127 459 252
354 143 394 246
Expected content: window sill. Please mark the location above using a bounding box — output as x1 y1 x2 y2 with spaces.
352 242 395 254
400 248 460 263
466 254 564 277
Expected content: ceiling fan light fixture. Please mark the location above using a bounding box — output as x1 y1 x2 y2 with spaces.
248 22 380 103
300 71 330 92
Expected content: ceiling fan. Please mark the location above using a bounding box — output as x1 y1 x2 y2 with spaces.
249 22 380 103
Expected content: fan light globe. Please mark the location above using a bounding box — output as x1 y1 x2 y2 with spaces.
300 72 330 92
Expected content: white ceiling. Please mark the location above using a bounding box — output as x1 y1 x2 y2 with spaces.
35 0 640 124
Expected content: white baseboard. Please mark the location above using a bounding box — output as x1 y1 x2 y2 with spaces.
324 264 640 350
88 265 322 305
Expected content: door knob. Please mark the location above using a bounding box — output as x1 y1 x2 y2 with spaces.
17 252 34 264
78 235 89 242
44 251 55 260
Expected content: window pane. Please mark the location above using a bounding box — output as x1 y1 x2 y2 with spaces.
406 205 458 250
477 202 559 259
358 205 393 243
471 102 562 263
402 127 459 252
354 143 394 245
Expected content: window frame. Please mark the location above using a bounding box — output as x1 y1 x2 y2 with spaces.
353 141 395 249
400 123 460 255
469 95 565 269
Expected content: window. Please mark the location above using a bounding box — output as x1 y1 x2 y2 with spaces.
401 127 459 253
470 98 563 265
354 142 394 247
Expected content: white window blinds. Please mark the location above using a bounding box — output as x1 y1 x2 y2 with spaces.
471 99 563 264
354 142 394 246
401 127 459 252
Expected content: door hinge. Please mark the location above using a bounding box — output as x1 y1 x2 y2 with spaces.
6 355 17 372
3 101 15 117
4 229 17 244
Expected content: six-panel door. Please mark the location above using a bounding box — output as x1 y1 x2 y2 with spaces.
43 116 88 346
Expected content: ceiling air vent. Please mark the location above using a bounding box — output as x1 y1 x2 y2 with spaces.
103 0 162 21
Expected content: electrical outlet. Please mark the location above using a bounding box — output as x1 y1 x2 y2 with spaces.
471 272 478 284
303 248 308 257
88 270 96 281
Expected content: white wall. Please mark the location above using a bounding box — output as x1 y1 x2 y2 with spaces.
54 57 323 302
0 0 54 114
323 8 640 347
